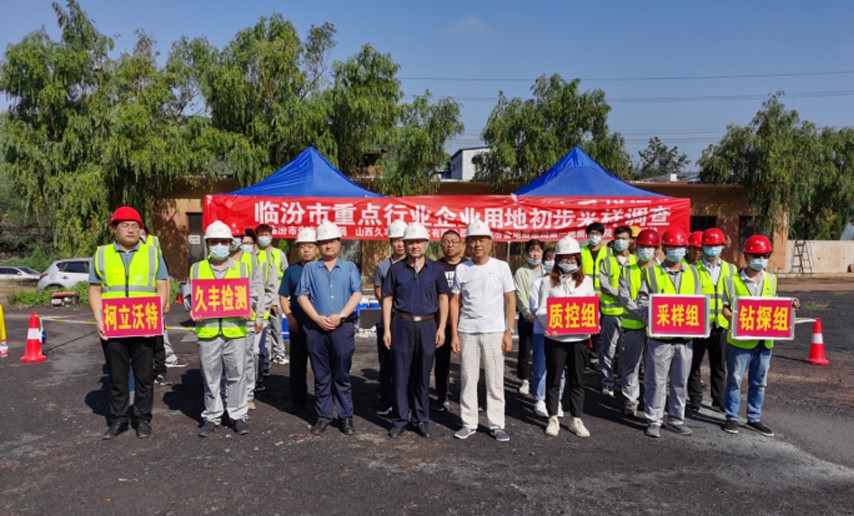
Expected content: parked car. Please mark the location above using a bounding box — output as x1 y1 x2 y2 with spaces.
37 258 92 291
0 266 41 282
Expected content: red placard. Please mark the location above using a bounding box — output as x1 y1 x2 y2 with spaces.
191 278 251 319
648 294 709 338
546 296 600 335
730 297 795 340
205 194 690 242
102 296 163 338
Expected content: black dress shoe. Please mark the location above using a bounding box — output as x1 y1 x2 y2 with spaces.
102 422 128 440
340 418 355 435
388 426 406 439
136 421 152 439
310 420 329 435
415 422 431 438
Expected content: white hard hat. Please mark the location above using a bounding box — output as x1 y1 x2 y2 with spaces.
465 220 492 238
204 220 233 240
403 222 429 241
555 236 581 255
388 220 407 239
316 220 342 241
295 228 317 244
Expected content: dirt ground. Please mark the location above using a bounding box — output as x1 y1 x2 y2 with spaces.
0 284 852 515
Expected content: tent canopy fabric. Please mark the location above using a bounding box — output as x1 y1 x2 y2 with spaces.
228 146 384 198
513 146 665 197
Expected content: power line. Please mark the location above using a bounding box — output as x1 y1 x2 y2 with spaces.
400 70 854 83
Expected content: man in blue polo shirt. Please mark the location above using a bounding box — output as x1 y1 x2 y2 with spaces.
382 223 449 439
297 221 362 436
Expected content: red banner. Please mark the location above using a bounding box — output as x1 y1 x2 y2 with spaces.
205 194 690 241
102 296 163 338
191 278 251 319
648 294 709 339
729 297 795 340
546 296 600 335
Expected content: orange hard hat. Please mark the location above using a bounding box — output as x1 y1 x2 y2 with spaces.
743 235 772 254
661 228 688 247
688 231 703 248
110 206 144 228
702 228 726 246
635 229 660 247
629 225 642 238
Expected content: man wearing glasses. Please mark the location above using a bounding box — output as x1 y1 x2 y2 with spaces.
89 207 170 440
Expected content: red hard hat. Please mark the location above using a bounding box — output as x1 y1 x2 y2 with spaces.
635 229 660 247
688 231 703 248
743 235 772 254
110 206 144 228
702 228 726 246
661 228 688 247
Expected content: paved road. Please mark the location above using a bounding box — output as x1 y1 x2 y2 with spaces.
0 290 852 515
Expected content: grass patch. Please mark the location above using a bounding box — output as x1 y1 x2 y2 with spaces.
6 282 90 307
800 300 831 312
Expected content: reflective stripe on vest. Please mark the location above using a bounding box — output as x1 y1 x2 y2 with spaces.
601 254 637 316
239 252 267 320
698 261 736 329
95 244 158 299
143 234 161 250
581 246 609 292
190 259 249 339
258 248 283 280
620 264 645 329
725 272 778 350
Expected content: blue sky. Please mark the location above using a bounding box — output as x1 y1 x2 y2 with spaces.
2 0 852 171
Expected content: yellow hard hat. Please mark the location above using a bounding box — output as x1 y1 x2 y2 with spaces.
630 225 642 238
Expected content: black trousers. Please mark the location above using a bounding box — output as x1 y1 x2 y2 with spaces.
289 327 309 405
516 317 534 381
688 327 727 408
391 317 436 427
376 322 395 407
152 335 166 376
101 336 155 425
433 323 453 403
545 337 588 418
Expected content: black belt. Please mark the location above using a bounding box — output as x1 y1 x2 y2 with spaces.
394 311 435 322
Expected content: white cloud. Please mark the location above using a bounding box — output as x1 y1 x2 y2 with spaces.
446 16 489 35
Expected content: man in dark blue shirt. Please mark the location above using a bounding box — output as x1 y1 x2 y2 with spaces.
382 223 450 439
279 228 318 413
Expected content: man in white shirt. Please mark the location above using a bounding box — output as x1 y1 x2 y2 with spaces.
450 220 516 442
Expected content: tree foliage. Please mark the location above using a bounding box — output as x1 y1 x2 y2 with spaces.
634 137 690 179
698 95 854 239
473 74 630 191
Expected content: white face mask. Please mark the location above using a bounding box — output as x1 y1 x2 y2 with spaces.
558 262 579 274
258 236 272 248
240 244 255 255
613 239 629 252
209 244 230 260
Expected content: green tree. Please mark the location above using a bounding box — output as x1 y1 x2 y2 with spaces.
634 137 691 179
473 74 630 191
698 95 854 239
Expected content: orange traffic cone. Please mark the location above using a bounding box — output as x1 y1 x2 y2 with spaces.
805 317 829 366
21 311 47 363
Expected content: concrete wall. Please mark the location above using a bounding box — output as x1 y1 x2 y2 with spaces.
786 240 854 273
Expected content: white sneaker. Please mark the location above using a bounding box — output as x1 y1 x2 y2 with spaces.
518 380 530 395
534 400 548 418
545 416 560 436
602 386 614 397
557 404 565 418
569 417 590 438
248 400 256 410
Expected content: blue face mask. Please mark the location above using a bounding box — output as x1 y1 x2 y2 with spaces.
703 245 723 259
231 238 241 252
613 239 630 252
587 234 602 246
543 260 555 272
240 244 255 255
209 244 230 260
665 247 686 263
637 248 656 262
749 258 768 271
258 236 272 248
527 258 542 266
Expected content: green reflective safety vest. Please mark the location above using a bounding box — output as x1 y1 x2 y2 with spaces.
601 253 637 316
190 259 249 339
244 251 272 320
698 260 737 329
258 247 284 280
644 263 701 340
143 234 161 250
620 263 646 330
95 244 159 299
725 272 778 350
581 246 609 292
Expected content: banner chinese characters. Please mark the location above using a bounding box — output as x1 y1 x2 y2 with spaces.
545 296 600 335
729 297 795 340
191 278 251 319
102 296 163 338
647 294 709 339
205 194 690 242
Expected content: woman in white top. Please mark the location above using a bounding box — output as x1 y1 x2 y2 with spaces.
536 237 595 438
